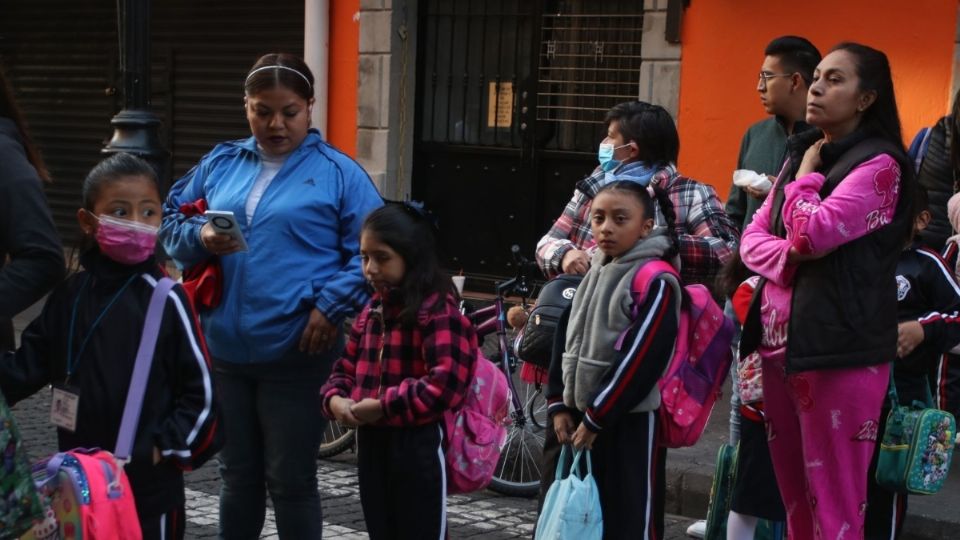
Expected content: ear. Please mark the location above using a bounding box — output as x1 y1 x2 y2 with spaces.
627 141 640 160
916 209 932 231
642 217 655 235
77 208 98 236
789 73 805 93
858 90 878 113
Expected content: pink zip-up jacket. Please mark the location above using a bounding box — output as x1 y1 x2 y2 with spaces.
741 154 903 360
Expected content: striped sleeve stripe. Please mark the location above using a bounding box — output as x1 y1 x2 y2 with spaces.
141 274 214 449
918 311 960 325
591 280 670 418
917 249 960 297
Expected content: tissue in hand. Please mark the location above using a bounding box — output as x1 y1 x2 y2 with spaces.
732 169 772 194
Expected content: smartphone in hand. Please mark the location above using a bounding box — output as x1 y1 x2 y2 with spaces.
204 210 249 252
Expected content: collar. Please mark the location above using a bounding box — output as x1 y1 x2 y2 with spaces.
237 128 324 156
79 246 158 285
578 162 678 197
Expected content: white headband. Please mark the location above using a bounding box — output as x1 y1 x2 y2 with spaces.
245 65 312 89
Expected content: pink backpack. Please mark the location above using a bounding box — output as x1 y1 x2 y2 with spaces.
631 261 734 448
22 277 177 539
443 351 511 494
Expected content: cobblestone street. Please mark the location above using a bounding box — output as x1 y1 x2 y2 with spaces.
11 389 693 539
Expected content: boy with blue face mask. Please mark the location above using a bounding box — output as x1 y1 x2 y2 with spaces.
535 100 740 513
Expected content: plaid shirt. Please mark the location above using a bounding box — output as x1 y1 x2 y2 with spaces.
536 164 740 286
320 291 477 426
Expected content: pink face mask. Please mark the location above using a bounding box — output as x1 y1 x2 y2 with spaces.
95 215 159 265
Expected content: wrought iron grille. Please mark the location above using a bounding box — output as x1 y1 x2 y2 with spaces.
537 1 644 151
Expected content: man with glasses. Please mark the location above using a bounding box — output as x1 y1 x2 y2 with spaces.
725 36 821 230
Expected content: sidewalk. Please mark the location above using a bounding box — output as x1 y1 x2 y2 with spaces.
11 301 960 539
663 385 960 540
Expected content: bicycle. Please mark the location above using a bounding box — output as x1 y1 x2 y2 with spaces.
318 247 548 498
464 245 546 497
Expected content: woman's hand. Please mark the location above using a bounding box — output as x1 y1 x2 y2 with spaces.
796 139 826 178
330 396 362 427
552 411 575 444
571 422 597 450
561 249 590 275
200 222 243 256
897 321 925 358
350 398 385 424
300 308 337 354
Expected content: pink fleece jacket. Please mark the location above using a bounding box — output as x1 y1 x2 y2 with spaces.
740 154 902 358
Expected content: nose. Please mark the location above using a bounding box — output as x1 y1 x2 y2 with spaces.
757 77 765 93
268 112 284 129
809 80 823 97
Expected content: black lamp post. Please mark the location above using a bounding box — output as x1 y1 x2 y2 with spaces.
102 0 169 187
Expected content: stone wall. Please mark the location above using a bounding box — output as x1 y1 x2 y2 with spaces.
639 0 683 121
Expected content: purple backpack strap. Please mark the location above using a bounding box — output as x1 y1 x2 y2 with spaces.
114 276 176 461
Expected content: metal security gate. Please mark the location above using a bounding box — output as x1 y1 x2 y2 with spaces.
412 0 644 278
0 0 303 241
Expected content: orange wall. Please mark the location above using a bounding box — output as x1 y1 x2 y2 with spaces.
677 1 957 200
327 0 360 157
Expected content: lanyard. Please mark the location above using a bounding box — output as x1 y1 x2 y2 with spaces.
66 273 139 379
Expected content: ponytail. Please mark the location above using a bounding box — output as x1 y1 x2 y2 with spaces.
651 184 679 261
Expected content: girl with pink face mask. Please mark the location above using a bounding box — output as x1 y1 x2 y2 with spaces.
0 153 222 540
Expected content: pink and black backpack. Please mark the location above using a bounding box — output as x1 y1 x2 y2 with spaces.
631 261 734 448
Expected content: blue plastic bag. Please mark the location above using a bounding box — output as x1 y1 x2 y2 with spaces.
535 446 602 540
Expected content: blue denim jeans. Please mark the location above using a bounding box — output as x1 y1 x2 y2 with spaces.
214 340 340 539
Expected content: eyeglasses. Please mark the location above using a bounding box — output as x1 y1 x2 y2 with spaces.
758 71 795 88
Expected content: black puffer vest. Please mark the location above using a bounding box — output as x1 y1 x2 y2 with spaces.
915 116 955 251
741 130 915 372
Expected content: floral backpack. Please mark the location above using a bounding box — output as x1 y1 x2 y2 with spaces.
629 261 734 448
443 351 510 494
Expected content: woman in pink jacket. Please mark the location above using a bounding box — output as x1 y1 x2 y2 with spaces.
739 42 917 538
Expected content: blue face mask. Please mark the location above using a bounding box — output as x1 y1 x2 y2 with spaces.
598 142 629 172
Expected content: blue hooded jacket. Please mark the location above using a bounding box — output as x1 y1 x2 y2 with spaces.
160 130 383 363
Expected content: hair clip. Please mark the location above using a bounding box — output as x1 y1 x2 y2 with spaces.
385 199 441 232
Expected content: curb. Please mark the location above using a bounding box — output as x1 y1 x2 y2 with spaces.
662 464 953 540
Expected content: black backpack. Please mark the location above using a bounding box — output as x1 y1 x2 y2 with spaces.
516 274 583 368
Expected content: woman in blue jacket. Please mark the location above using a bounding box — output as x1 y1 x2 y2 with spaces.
160 53 382 539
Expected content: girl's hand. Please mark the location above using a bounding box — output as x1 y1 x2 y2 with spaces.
300 309 337 354
351 398 385 424
572 423 597 450
552 411 575 444
796 139 825 178
897 321 925 358
330 396 362 427
200 222 242 256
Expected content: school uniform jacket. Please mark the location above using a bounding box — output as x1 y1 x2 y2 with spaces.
895 243 960 405
320 291 477 427
547 235 680 433
0 249 222 517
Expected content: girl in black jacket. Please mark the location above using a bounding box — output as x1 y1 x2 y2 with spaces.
0 153 222 540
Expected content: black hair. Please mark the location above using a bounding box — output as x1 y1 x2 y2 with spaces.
604 101 679 166
0 65 49 181
594 180 679 261
764 35 821 86
830 42 905 154
362 202 456 327
716 250 750 301
82 152 161 211
916 184 929 213
244 53 314 101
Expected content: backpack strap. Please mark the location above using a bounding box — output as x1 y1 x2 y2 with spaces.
908 126 933 174
114 277 176 461
615 260 680 350
630 260 679 306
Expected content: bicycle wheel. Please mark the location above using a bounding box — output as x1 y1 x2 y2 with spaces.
487 358 547 497
317 421 356 458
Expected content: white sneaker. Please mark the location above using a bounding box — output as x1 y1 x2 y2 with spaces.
686 519 707 538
